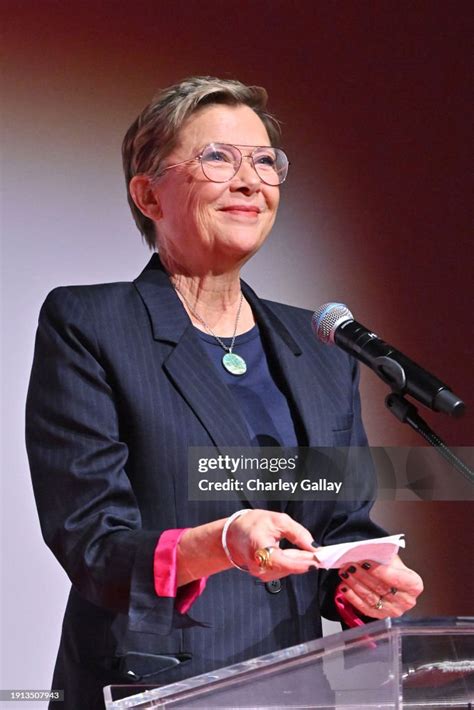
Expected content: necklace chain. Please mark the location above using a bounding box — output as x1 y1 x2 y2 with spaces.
173 283 244 354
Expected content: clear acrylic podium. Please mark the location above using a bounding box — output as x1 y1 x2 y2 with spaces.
104 617 473 709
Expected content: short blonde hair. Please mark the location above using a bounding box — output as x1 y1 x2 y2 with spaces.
122 76 282 248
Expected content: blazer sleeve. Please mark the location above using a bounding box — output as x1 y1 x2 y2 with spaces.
318 358 387 621
25 287 175 635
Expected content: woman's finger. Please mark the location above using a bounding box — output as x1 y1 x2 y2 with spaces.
272 512 316 551
248 547 316 578
337 582 412 619
277 548 317 570
337 554 423 618
337 583 394 619
339 558 423 599
338 573 414 610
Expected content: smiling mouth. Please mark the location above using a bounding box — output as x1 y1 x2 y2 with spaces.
220 206 261 215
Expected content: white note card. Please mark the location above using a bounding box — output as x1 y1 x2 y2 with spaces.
313 534 405 569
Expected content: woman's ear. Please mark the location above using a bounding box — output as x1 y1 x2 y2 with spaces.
129 175 162 221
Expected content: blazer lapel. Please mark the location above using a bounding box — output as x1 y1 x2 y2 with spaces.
163 331 253 449
134 255 251 450
242 283 333 448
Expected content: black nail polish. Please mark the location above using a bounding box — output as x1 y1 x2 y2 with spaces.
311 540 319 548
341 587 348 593
348 565 357 574
340 572 349 579
362 562 372 570
307 564 318 571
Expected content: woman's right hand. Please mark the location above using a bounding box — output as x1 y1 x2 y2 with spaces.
225 509 317 581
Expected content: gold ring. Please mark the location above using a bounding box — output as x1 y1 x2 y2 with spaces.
255 546 274 571
374 597 384 610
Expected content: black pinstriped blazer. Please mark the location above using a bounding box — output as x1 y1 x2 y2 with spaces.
26 254 384 708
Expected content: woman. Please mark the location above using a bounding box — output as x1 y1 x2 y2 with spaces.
26 76 423 708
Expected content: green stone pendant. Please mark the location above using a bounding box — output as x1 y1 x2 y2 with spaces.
222 352 247 376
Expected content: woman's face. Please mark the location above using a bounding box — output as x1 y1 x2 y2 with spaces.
152 104 280 274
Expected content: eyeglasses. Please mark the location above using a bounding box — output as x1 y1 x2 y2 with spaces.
156 143 290 186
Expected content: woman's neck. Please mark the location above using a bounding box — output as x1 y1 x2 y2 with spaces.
162 258 255 337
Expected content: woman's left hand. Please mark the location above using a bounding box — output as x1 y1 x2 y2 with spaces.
336 554 423 619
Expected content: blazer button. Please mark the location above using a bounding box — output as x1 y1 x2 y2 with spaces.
265 579 282 594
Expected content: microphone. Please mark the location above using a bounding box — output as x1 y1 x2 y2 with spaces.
311 303 465 417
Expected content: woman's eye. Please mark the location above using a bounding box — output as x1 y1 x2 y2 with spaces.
206 150 233 163
255 153 276 167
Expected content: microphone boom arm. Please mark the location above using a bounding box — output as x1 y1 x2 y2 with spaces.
385 392 474 484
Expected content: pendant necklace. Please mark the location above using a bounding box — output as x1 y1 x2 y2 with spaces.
173 283 247 376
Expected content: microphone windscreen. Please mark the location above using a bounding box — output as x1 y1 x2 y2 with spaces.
312 303 353 344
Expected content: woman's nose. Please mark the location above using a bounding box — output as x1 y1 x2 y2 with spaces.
231 155 261 191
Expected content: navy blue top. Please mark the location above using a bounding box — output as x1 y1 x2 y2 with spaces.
195 325 298 447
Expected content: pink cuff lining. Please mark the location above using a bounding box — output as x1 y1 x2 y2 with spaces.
154 528 207 614
335 590 378 649
334 591 366 628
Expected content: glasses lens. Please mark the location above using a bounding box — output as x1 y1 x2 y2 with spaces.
200 143 240 182
199 143 289 185
252 147 288 185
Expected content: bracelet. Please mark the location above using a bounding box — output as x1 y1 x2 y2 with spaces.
221 509 250 572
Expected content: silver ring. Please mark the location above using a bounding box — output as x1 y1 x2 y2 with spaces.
374 597 384 610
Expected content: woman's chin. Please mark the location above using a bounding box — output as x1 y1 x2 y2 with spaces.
214 230 268 260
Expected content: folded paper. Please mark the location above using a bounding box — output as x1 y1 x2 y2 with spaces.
314 534 405 569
